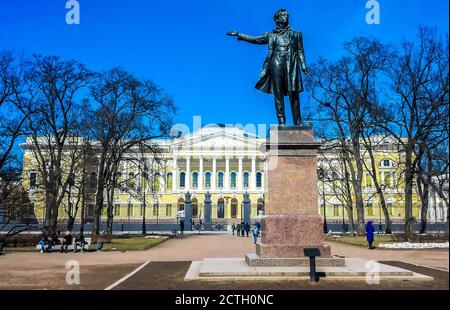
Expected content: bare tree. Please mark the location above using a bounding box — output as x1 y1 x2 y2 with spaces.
376 27 449 239
87 68 174 237
319 141 356 236
308 37 391 235
23 55 92 235
0 50 33 172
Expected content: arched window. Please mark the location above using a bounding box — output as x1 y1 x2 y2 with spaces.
243 172 249 189
153 172 160 191
230 172 237 189
204 172 211 189
218 172 224 188
179 172 186 188
166 172 173 189
128 172 135 189
192 172 199 189
217 198 225 218
191 198 198 218
256 172 262 188
231 198 238 218
257 198 265 215
177 198 185 211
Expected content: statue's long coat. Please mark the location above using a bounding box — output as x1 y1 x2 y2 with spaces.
238 29 307 96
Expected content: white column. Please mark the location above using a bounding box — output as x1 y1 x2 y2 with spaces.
212 156 217 191
186 156 191 191
172 156 177 192
225 156 230 190
251 156 256 190
199 156 204 191
238 156 243 190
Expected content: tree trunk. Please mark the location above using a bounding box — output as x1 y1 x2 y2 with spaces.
106 185 115 235
404 149 415 241
354 187 365 235
346 206 355 237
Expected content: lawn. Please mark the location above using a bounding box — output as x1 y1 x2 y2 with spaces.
325 234 400 248
98 236 169 252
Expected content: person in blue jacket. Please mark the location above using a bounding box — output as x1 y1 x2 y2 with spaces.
366 221 375 249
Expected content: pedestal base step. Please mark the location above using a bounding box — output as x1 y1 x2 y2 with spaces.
184 257 432 282
245 253 345 267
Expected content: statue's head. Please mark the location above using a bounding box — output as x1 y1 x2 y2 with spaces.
274 8 289 27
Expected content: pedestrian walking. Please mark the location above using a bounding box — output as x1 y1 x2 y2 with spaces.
366 221 375 249
244 222 250 237
231 223 236 235
252 222 260 244
180 219 185 235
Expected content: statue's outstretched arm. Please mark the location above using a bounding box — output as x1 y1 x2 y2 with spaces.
227 31 269 45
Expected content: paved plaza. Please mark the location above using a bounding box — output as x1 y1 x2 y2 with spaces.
0 234 448 290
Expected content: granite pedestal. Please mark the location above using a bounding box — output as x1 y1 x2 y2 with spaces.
256 126 330 260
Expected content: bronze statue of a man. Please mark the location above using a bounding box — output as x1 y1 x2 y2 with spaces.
227 8 309 126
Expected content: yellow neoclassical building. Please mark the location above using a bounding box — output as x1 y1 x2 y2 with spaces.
21 126 420 226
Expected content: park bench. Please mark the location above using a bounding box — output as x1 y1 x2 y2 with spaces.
36 237 92 252
303 248 326 282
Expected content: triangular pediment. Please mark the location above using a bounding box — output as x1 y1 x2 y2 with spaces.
172 127 263 151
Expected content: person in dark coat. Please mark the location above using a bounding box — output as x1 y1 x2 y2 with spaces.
240 222 245 237
235 223 241 236
366 221 375 249
180 219 185 235
244 222 250 237
231 223 236 236
61 231 73 253
227 8 309 126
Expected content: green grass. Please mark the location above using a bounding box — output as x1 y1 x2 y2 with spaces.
325 234 399 248
98 236 169 252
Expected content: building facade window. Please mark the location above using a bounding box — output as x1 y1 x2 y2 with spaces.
127 203 133 217
217 198 225 218
230 172 237 189
243 172 249 189
231 199 238 218
179 172 186 188
333 205 340 217
89 172 97 192
166 204 172 216
256 172 262 188
204 172 211 189
218 172 224 188
178 199 185 211
367 203 374 216
153 204 159 216
365 173 373 187
29 172 37 188
192 199 198 218
387 203 393 216
153 172 160 191
257 198 265 215
114 204 120 216
192 172 199 189
166 172 173 189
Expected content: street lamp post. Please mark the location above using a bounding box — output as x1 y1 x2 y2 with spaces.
141 172 147 235
319 167 328 233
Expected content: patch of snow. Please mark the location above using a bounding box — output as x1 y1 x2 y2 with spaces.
378 242 449 249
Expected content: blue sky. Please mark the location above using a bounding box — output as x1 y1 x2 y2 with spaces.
0 0 448 133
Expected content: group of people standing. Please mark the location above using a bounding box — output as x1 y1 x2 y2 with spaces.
232 221 261 244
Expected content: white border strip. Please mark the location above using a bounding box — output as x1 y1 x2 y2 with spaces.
105 261 151 290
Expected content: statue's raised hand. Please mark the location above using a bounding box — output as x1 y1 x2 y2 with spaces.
226 30 239 36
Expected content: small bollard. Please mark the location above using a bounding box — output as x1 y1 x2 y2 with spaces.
303 248 326 282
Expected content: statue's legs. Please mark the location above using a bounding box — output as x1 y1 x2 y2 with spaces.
273 87 286 126
289 91 302 126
